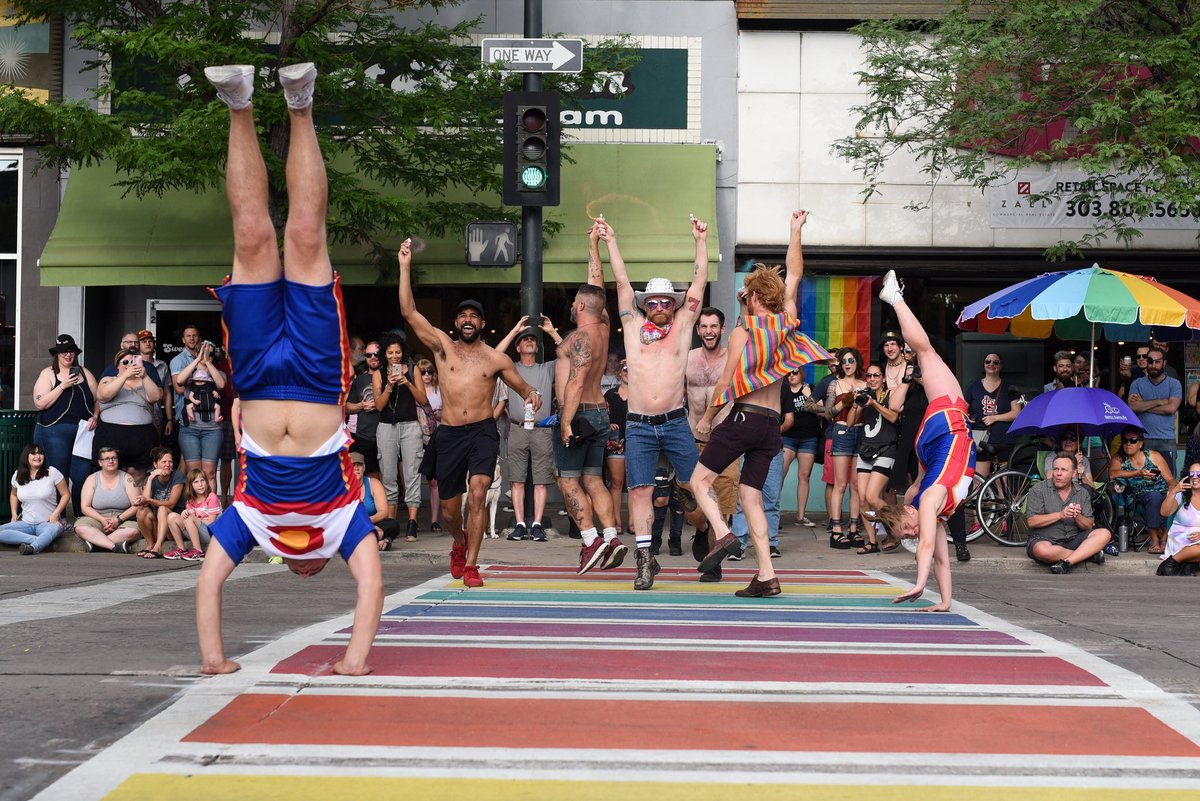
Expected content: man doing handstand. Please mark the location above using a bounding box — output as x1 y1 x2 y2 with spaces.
196 63 383 675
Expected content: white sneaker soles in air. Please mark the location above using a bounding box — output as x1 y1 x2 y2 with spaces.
278 62 317 110
204 64 254 110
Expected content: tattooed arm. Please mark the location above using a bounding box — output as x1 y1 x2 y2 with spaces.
587 221 605 288
558 331 594 445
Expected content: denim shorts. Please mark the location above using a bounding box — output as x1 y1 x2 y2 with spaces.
625 412 698 489
178 424 223 464
552 408 609 478
782 434 819 455
829 425 864 456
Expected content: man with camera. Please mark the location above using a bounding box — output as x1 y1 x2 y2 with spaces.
1026 453 1112 574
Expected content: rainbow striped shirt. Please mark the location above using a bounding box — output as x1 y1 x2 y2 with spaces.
716 313 833 405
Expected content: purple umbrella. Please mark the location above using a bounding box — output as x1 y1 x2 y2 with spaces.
1007 387 1143 439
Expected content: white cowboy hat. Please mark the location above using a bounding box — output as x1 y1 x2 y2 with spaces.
634 277 685 311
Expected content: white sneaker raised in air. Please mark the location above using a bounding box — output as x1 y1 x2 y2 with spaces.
879 269 904 306
204 64 254 110
278 62 317 110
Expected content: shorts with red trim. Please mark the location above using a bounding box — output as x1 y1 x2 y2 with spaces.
210 276 352 405
915 394 977 521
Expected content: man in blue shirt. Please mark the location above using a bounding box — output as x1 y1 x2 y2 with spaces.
1128 346 1182 471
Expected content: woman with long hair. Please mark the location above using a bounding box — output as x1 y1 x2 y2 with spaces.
824 346 866 548
0 444 70 554
849 363 906 554
779 368 822 528
372 334 427 536
32 334 97 516
416 356 443 534
1158 461 1200 575
1109 425 1172 554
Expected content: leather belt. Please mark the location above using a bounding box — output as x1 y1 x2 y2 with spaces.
627 407 687 425
732 403 782 424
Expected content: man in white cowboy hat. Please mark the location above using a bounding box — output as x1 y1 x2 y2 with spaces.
595 215 709 590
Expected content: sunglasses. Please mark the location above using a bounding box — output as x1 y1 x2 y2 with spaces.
1122 437 1143 444
1060 433 1078 442
419 369 433 375
902 348 913 355
1136 353 1149 359
865 372 883 378
644 299 675 310
364 351 380 358
984 359 1001 366
841 357 857 364
1190 471 1200 479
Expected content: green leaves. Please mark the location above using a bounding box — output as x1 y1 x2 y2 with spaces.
2 0 635 279
832 0 1200 259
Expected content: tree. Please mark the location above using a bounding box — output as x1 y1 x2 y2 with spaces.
832 0 1200 259
0 1 635 272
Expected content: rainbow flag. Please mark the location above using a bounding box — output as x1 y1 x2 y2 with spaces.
796 274 874 381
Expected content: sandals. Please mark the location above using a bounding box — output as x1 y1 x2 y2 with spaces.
828 520 851 550
856 541 880 555
847 521 866 549
430 522 442 534
879 537 900 553
139 549 163 559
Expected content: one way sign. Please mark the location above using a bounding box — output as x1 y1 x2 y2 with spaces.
481 38 584 73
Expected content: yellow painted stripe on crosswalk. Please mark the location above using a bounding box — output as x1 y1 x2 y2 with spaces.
445 579 897 595
104 775 1199 801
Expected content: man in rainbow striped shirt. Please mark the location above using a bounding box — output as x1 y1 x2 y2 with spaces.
692 211 832 598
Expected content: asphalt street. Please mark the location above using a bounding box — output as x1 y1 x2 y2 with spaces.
2 527 1198 799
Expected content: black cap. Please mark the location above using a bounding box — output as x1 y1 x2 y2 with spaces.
516 327 538 342
456 299 485 317
881 330 905 347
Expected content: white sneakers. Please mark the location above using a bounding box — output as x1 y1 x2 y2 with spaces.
278 62 317 110
879 269 905 306
204 64 254 110
204 62 316 110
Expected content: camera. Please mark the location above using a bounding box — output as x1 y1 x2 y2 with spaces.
853 388 871 406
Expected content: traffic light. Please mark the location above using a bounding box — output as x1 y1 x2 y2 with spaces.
503 90 560 207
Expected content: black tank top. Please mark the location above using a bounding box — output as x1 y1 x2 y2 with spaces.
37 373 94 427
377 365 418 424
861 389 899 448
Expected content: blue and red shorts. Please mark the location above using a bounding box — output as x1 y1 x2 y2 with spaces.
210 276 353 406
915 395 977 521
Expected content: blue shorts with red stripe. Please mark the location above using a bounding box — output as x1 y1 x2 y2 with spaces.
210 276 352 405
915 395 977 521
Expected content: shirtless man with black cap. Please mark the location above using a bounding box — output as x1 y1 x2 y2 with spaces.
398 242 540 588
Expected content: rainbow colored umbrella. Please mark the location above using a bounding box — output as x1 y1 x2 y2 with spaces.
957 264 1200 342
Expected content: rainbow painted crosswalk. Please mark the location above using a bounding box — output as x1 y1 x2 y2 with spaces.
38 565 1200 799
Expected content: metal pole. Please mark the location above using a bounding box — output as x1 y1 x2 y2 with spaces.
520 0 543 359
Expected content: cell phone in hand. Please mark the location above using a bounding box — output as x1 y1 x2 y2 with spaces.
390 364 402 379
69 366 82 380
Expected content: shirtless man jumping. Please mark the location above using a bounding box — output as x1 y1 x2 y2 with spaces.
196 63 382 676
603 215 710 590
399 242 540 588
557 224 625 575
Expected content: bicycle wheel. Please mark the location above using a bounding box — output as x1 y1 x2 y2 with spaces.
977 469 1035 546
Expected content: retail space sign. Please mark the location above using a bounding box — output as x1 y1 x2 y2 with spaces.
991 171 1200 229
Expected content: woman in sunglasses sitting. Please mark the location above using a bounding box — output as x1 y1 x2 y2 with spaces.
1109 426 1173 554
1157 462 1200 575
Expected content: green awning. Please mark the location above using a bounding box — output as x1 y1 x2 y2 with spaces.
39 143 719 286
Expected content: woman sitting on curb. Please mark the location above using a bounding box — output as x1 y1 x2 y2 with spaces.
74 446 143 553
0 444 69 555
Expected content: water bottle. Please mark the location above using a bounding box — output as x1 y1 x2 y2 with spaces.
1117 520 1130 553
523 401 535 430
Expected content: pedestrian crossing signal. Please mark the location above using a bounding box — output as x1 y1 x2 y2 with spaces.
465 220 519 267
503 91 560 206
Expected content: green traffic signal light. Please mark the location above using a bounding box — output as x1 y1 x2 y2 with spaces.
520 165 548 189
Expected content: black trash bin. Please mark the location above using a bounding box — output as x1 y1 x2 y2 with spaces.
0 410 38 517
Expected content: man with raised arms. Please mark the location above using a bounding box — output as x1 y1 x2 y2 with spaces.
398 241 540 588
556 223 627 574
602 215 710 590
196 63 382 676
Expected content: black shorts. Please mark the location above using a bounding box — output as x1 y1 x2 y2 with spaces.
94 421 158 473
350 435 380 474
698 404 782 491
420 418 499 496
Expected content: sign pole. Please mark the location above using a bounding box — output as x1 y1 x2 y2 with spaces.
521 0 544 358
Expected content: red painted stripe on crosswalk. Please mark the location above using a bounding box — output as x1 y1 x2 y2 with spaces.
483 565 870 577
478 570 889 585
184 694 1200 757
270 644 1104 686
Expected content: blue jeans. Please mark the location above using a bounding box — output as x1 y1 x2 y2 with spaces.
732 449 783 547
178 424 223 464
1144 438 1177 476
34 421 93 515
625 415 698 489
0 520 64 553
